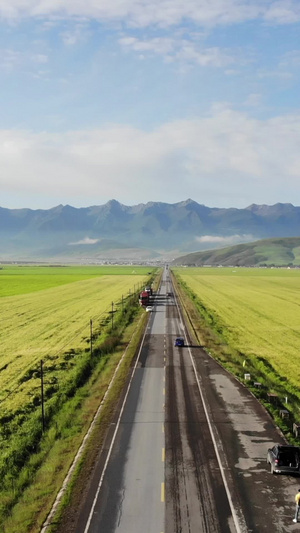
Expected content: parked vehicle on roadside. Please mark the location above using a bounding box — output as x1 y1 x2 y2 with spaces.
267 444 300 475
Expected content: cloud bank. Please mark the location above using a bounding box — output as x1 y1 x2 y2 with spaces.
1 0 300 27
1 107 300 208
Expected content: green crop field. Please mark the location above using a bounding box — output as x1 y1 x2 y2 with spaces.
173 267 300 391
0 264 151 297
0 264 158 530
0 265 153 415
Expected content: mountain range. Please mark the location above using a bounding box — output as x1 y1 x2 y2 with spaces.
1 199 300 262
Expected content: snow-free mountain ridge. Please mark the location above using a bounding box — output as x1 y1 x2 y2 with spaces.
1 199 300 261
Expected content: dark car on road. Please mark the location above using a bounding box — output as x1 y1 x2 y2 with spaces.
267 444 300 475
174 337 184 347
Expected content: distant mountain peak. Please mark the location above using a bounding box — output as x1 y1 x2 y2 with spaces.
104 199 126 214
246 202 295 212
1 199 300 261
177 198 196 206
107 199 121 207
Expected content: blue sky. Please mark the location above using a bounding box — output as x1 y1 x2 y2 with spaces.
0 0 300 209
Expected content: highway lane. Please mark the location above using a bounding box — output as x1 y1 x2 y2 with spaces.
67 267 300 533
167 270 300 532
77 277 167 533
164 276 239 533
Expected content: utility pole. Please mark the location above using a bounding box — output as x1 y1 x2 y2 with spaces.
90 319 93 356
41 360 45 432
111 301 114 329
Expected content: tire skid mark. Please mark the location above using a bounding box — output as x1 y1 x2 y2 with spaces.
165 344 183 532
179 350 224 532
165 302 193 532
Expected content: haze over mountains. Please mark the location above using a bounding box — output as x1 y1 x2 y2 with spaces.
1 199 300 262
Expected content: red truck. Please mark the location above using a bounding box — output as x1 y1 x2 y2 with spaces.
139 289 151 306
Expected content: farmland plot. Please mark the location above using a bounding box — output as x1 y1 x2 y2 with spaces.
173 267 300 390
0 265 157 530
0 266 151 415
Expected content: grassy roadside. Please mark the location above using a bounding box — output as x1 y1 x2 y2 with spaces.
1 269 162 533
171 270 300 444
44 316 148 533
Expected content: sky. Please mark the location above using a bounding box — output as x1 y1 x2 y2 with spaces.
0 0 300 210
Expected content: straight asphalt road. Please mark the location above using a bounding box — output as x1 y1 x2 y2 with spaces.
61 267 300 533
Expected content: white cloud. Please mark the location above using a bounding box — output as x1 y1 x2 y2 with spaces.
244 93 262 107
31 53 48 63
60 23 91 46
176 44 235 66
257 68 293 79
69 237 99 245
0 49 21 71
119 36 236 67
1 107 300 208
195 234 254 245
0 1 299 28
264 1 300 24
0 48 48 73
257 50 300 80
279 50 300 68
119 36 175 55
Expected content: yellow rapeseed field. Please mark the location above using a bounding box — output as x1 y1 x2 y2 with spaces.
173 267 300 388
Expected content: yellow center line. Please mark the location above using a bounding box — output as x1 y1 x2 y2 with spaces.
161 482 165 502
162 447 165 462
